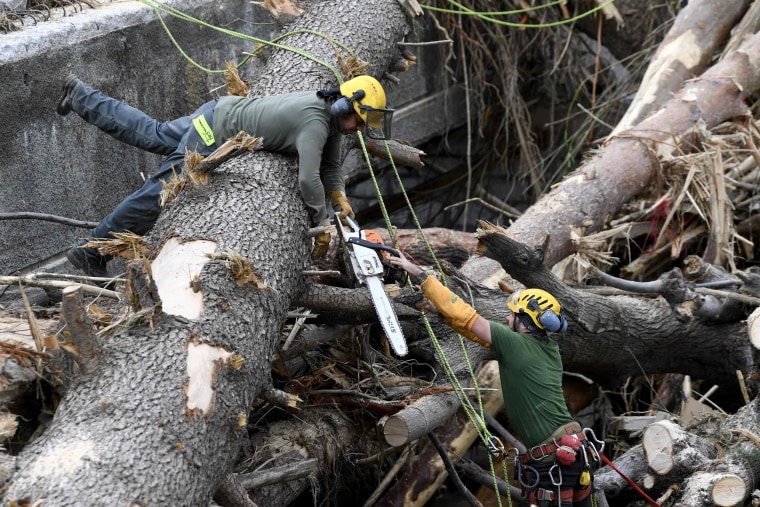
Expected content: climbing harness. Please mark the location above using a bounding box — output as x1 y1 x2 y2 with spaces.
521 430 587 463
513 426 604 507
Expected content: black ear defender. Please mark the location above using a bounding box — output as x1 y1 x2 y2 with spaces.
330 90 366 117
526 298 568 333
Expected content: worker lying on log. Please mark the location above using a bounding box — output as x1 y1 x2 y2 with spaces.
56 74 394 280
389 251 601 507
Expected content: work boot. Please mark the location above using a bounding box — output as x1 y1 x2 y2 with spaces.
56 74 79 116
65 245 113 289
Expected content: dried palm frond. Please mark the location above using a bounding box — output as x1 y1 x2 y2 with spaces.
604 121 756 280
186 132 263 185
259 0 303 19
224 61 250 97
425 0 674 209
82 231 151 260
340 54 371 81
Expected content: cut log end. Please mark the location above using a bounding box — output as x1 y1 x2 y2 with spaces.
712 474 747 507
746 306 760 350
383 415 410 447
642 423 675 475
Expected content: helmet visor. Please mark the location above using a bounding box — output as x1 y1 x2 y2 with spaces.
360 106 394 140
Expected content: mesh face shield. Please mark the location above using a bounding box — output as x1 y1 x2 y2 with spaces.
360 105 394 140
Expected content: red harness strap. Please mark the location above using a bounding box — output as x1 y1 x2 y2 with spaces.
529 487 555 503
521 431 587 463
527 483 590 504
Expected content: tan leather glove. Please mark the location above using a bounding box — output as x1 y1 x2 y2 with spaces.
311 218 332 260
329 191 355 220
311 232 331 259
420 276 490 348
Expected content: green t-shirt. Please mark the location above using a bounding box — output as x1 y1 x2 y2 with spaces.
212 91 344 223
489 322 573 448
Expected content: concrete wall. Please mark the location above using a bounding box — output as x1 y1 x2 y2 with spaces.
0 0 277 275
0 2 457 275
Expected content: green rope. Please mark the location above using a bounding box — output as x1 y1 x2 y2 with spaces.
424 0 567 16
424 0 616 29
137 0 347 82
355 136 510 505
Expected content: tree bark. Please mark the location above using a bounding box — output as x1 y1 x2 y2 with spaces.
3 1 411 504
472 222 758 389
594 444 653 500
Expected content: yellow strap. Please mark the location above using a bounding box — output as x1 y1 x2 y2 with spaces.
192 114 215 146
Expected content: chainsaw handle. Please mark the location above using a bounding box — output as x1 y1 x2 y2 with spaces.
347 237 400 256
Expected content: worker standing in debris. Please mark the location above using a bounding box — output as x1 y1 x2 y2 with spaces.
57 74 394 278
388 251 598 507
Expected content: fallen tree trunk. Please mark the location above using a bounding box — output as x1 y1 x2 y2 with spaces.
3 1 411 504
508 26 760 267
609 0 749 137
472 223 758 389
594 444 653 500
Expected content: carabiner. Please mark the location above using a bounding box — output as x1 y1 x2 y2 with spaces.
549 464 562 487
486 435 506 461
516 460 540 490
583 427 605 453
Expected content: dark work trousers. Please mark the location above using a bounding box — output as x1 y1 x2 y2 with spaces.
68 80 219 262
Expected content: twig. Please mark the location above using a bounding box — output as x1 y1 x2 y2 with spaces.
0 275 121 299
656 483 680 505
355 445 405 467
0 212 97 229
282 310 312 351
576 103 614 131
445 198 520 220
730 428 760 450
34 272 125 285
237 459 317 490
736 369 751 405
301 270 341 277
305 225 336 238
397 40 452 47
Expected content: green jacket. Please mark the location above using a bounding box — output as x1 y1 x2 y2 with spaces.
212 91 344 224
489 322 574 448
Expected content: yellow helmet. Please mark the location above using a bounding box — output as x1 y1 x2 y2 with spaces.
507 289 567 333
335 75 394 140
